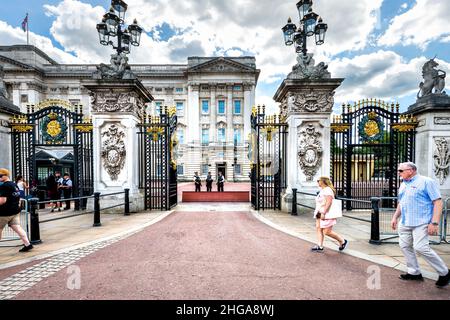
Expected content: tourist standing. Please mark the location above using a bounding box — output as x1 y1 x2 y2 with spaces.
391 162 450 287
46 174 60 212
15 175 28 199
0 168 33 252
311 176 347 252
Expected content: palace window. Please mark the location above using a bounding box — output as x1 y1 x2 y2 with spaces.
176 87 184 93
20 94 28 103
201 164 209 175
202 128 209 145
218 128 226 143
176 102 184 116
177 165 184 175
234 164 241 175
154 101 162 115
201 100 209 114
234 128 242 145
233 85 241 91
233 100 241 114
178 128 185 144
218 100 225 114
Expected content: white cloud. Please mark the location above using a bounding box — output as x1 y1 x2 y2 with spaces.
0 20 81 64
255 95 280 115
378 0 450 49
28 0 383 83
328 50 450 104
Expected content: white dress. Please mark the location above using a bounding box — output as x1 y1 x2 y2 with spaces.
313 186 337 229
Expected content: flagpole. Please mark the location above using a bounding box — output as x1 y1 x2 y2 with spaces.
26 13 29 45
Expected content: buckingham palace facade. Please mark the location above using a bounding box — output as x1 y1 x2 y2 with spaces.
0 45 260 182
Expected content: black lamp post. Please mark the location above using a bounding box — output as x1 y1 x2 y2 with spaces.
96 0 143 55
282 0 328 57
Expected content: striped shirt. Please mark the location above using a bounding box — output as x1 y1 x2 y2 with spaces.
398 174 441 227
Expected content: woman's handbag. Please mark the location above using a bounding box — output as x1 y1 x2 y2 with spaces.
325 199 343 219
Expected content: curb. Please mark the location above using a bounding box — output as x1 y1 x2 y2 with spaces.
0 210 174 271
250 210 439 281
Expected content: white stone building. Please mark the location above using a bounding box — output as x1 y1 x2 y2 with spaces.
0 45 260 182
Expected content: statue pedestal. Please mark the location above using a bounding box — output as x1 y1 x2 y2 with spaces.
409 94 450 198
83 79 153 212
274 78 344 213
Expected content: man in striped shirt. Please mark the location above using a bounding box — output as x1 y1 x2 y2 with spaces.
391 162 450 287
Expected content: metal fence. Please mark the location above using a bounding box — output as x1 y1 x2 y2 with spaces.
27 189 130 244
0 199 29 245
444 198 450 244
291 189 449 245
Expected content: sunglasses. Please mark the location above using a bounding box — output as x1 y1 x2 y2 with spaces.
397 169 411 173
0 174 4 178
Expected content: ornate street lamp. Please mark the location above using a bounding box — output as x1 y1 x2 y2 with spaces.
282 0 327 57
96 0 143 55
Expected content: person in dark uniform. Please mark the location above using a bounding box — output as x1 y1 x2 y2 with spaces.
194 172 202 192
217 172 225 192
206 172 213 192
60 173 73 210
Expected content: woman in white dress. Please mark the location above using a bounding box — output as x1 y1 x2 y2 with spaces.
15 175 28 199
311 176 348 252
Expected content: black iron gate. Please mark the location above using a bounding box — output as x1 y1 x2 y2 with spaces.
138 106 177 210
331 99 417 209
250 106 288 210
10 100 94 207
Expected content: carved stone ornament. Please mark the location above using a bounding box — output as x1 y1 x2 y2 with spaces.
417 58 447 99
288 53 331 80
101 124 126 181
434 137 450 185
287 90 334 113
298 124 323 181
90 91 144 118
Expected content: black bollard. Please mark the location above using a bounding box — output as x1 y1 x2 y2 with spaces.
369 197 381 245
29 198 42 244
291 188 298 216
124 188 130 216
93 192 101 227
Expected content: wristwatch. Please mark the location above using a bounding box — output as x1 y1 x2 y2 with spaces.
431 222 439 226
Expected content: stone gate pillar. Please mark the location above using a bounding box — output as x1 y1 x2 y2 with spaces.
83 79 153 212
274 55 343 212
409 94 450 199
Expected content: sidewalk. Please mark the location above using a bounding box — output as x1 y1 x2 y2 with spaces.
0 209 171 269
254 210 450 280
1 201 449 282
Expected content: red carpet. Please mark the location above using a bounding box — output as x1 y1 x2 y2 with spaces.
182 191 249 202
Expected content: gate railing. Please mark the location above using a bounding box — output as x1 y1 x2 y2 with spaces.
290 190 449 245
0 199 29 246
26 189 130 244
250 106 288 211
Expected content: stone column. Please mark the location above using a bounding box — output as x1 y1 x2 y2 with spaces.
243 83 253 139
409 94 450 198
210 84 217 143
188 83 200 144
83 79 153 213
274 78 344 212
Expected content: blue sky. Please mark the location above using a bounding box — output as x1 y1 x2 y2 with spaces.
1 0 449 113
